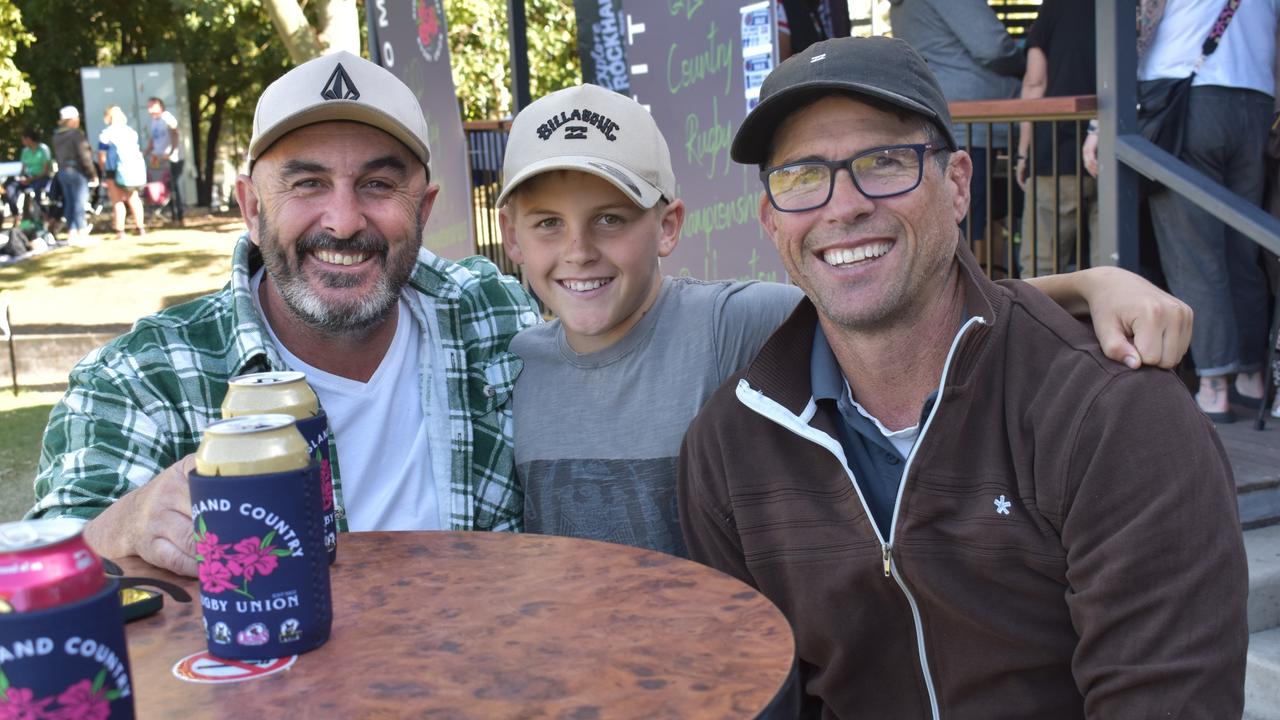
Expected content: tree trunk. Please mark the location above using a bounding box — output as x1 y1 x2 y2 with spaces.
316 0 360 56
198 95 227 208
261 0 323 64
190 93 204 205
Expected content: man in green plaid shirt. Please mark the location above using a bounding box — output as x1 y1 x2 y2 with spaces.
29 51 538 577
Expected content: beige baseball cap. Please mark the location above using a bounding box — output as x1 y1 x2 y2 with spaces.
248 50 431 170
497 84 676 209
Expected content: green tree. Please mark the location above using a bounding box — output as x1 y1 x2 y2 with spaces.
446 0 582 121
10 0 288 206
0 0 33 119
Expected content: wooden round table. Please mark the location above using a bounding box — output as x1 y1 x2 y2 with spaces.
119 531 797 718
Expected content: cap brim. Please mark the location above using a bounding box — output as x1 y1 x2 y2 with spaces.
496 156 664 209
731 80 952 165
249 101 431 169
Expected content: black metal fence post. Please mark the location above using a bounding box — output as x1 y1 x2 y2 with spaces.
508 0 533 114
1096 0 1140 271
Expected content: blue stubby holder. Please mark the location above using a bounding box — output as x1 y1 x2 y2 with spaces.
189 464 332 660
0 580 136 719
295 412 338 564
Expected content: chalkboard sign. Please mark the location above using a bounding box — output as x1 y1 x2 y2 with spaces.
366 0 473 260
620 0 785 282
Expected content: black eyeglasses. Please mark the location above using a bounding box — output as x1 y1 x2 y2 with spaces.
760 143 946 213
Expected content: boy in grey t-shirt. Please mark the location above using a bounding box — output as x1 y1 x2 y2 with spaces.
498 84 1191 556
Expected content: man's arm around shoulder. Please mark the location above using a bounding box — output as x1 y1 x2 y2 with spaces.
1061 370 1246 717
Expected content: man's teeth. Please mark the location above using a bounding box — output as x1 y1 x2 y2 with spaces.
823 242 892 267
314 250 369 266
562 279 610 292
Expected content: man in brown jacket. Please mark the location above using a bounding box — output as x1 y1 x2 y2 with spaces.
677 36 1247 719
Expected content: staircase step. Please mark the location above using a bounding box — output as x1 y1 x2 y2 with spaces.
1247 628 1280 720
1246 526 1280 634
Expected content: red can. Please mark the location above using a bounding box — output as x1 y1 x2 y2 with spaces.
0 518 105 613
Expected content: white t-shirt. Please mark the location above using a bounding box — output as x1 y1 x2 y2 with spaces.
252 270 440 531
1140 0 1278 96
149 111 179 162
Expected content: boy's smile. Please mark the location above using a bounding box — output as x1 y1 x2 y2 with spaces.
501 171 683 354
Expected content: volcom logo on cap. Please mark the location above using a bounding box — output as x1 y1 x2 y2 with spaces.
585 161 642 198
321 63 360 101
536 107 619 141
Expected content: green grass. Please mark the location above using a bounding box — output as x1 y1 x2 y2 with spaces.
0 214 243 522
0 391 63 521
1 215 242 331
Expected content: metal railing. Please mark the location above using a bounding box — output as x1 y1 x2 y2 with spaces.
951 96 1099 279
464 120 519 279
465 101 1101 281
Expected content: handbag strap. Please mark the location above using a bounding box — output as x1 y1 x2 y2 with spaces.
1196 0 1241 70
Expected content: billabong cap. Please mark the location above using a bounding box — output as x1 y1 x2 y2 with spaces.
732 36 958 165
248 50 431 170
58 106 79 121
497 84 676 209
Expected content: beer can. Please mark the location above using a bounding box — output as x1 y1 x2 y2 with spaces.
190 413 332 660
222 371 319 420
196 414 310 476
222 372 338 563
0 518 105 613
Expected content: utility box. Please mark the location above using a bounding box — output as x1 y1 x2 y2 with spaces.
79 62 196 212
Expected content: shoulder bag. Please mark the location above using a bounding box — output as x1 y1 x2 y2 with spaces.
1137 0 1240 156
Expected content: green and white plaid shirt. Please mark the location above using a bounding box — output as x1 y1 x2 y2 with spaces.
30 234 539 532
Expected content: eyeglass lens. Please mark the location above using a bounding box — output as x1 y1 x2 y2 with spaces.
767 146 923 211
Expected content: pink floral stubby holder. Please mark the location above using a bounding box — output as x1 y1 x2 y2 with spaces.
0 580 136 719
295 412 337 564
189 464 332 660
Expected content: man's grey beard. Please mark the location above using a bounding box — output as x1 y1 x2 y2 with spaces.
258 212 422 335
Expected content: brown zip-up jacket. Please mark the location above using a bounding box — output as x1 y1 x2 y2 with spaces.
678 246 1247 719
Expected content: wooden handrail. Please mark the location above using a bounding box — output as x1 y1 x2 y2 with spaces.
462 97 1099 130
463 119 514 132
950 95 1098 122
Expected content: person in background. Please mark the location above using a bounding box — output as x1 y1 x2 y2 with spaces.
1139 0 1277 423
889 0 1023 276
145 97 184 226
4 128 53 231
1015 0 1101 277
51 106 98 246
97 106 148 240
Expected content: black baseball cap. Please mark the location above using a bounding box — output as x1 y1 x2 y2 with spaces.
732 35 958 165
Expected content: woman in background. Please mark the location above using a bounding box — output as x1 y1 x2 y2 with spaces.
98 105 147 240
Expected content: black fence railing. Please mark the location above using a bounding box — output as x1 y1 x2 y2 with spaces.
465 120 518 280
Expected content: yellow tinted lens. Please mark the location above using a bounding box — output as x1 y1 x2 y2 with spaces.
769 164 830 209
852 147 920 195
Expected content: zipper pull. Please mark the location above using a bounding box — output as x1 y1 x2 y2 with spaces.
882 544 891 577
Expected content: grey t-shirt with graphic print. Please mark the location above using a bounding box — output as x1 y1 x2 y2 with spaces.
512 275 803 556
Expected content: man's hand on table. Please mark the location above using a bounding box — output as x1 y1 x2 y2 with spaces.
83 454 199 577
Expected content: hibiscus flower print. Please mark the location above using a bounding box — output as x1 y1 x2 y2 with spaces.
195 532 230 563
228 537 280 582
198 560 238 595
319 459 334 513
51 679 109 720
0 686 53 720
